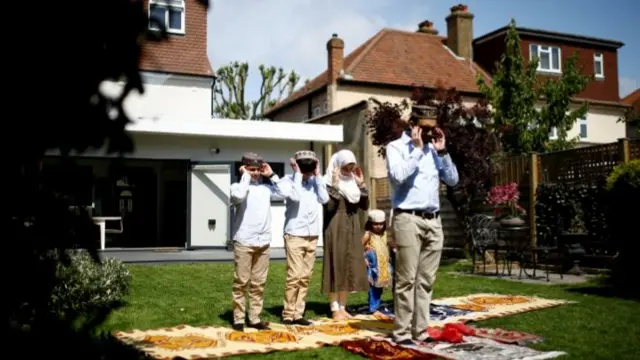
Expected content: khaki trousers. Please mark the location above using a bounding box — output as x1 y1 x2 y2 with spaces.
391 212 444 342
232 243 270 324
282 234 318 321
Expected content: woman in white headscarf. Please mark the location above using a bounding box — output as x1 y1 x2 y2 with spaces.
321 149 370 320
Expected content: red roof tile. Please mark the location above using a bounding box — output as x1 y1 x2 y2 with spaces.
265 29 490 116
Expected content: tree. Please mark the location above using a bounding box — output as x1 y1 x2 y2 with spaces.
366 86 500 218
212 62 302 120
8 0 209 358
618 106 640 136
478 19 591 154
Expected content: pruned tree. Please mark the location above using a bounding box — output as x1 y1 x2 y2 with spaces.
477 19 591 154
366 86 500 218
212 61 302 120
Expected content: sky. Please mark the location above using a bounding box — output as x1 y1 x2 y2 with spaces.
206 0 640 103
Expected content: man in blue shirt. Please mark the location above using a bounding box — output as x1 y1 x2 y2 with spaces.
385 105 459 345
277 150 330 325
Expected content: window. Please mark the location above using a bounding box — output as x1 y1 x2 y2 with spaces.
530 44 561 73
579 117 587 139
323 101 329 113
312 105 321 118
594 53 604 79
549 127 558 139
301 113 308 122
149 0 185 34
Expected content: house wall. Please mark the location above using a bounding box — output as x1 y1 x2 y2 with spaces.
49 133 324 248
101 72 214 121
271 92 329 122
535 102 626 144
473 33 621 102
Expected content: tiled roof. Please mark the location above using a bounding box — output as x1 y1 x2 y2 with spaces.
622 88 640 106
264 28 491 116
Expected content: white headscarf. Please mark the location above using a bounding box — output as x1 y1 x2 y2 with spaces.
324 149 361 204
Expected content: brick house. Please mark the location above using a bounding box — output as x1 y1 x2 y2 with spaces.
473 25 629 145
263 3 630 248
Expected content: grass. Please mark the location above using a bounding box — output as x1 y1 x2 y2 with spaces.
103 261 640 360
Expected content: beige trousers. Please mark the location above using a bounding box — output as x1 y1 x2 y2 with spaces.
231 243 270 324
282 234 318 321
391 212 444 342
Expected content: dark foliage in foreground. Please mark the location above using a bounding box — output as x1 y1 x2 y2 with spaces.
7 1 208 358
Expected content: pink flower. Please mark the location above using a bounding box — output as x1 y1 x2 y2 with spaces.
486 183 525 218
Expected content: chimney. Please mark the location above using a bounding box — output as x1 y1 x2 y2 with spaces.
446 4 474 59
327 33 344 84
417 20 439 35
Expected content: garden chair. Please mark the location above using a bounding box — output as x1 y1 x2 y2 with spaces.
466 214 498 274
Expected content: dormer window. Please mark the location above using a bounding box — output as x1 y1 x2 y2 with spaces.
530 44 561 74
149 0 185 35
594 53 604 79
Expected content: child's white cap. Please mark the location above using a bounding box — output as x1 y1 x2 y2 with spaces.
368 209 386 223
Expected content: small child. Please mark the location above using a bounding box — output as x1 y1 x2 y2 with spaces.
362 209 393 315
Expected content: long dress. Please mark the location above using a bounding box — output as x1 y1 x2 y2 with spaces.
321 185 370 295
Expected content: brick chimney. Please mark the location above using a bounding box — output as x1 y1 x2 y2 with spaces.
327 33 344 84
417 20 439 35
446 4 474 59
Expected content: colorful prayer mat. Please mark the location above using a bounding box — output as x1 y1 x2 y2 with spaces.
113 294 571 359
343 293 573 328
113 322 382 359
472 327 543 346
341 337 566 360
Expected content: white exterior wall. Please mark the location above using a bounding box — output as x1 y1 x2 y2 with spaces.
100 72 214 121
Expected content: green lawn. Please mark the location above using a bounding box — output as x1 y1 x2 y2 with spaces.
104 261 640 360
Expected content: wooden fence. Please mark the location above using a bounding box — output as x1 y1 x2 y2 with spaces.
493 138 640 245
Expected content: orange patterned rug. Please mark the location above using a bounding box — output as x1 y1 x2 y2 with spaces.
343 293 574 328
113 294 573 359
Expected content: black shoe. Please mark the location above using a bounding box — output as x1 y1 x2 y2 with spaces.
395 339 415 346
247 321 270 330
293 318 313 326
281 319 294 325
231 323 244 332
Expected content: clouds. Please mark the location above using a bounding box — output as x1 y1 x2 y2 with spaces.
206 0 427 100
619 77 639 98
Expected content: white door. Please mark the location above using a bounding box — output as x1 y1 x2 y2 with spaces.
188 164 230 248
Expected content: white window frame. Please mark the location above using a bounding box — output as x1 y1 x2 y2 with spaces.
593 53 604 79
312 105 321 118
578 117 588 139
530 44 562 74
549 127 558 139
149 0 186 35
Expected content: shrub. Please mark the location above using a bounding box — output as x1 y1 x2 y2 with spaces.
606 160 640 293
49 250 131 321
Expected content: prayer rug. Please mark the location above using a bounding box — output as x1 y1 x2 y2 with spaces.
342 293 572 328
113 322 382 359
472 327 543 346
341 337 566 360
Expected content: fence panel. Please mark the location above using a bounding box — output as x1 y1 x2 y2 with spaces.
538 142 620 184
